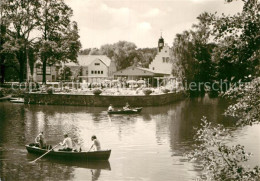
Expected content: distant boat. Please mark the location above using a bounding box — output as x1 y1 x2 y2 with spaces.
10 98 24 103
26 145 111 161
108 107 142 114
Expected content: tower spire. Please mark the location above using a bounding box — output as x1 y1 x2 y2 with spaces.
158 30 164 52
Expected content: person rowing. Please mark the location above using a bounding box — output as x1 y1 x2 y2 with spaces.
123 102 130 110
59 134 73 151
89 135 101 151
108 104 114 112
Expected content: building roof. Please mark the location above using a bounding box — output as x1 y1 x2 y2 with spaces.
113 66 170 76
65 55 112 67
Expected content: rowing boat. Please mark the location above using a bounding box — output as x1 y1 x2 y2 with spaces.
10 98 24 103
25 145 111 161
108 107 142 114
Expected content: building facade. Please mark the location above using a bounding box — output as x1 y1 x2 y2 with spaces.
65 55 116 83
33 55 116 83
149 36 172 75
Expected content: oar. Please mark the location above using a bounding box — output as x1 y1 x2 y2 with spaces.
29 144 60 163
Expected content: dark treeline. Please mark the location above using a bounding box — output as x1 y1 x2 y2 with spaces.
79 41 157 70
171 0 259 97
0 0 81 84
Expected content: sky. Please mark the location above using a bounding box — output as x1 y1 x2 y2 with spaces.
64 0 244 49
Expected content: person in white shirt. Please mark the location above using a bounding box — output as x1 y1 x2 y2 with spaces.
59 134 73 151
108 104 114 111
90 135 101 151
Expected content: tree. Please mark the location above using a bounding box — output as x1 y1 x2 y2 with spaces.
188 117 260 181
59 66 72 81
211 0 260 83
1 0 41 82
224 77 260 126
37 0 81 84
0 2 7 84
172 13 216 97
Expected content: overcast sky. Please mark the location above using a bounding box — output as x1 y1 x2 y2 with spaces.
64 0 244 49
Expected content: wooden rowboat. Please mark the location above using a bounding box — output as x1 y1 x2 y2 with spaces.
107 107 142 114
10 98 24 103
25 145 111 161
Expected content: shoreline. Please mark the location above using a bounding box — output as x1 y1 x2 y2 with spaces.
24 91 186 107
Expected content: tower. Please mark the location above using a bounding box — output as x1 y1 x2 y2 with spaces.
158 34 164 52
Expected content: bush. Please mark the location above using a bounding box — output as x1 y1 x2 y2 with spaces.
47 87 53 94
0 89 3 97
93 89 102 95
143 88 152 95
162 88 170 94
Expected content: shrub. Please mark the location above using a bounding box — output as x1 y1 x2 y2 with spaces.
162 88 170 94
93 89 102 95
143 88 152 95
47 87 53 94
0 89 3 97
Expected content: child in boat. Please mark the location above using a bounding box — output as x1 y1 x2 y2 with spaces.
90 135 101 151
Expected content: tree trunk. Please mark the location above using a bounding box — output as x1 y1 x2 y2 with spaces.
0 61 5 84
42 57 47 84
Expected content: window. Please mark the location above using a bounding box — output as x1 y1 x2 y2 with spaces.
91 71 93 74
95 71 97 74
98 71 100 74
36 66 51 75
95 63 100 66
166 57 170 63
162 57 166 62
153 67 155 70
101 71 103 74
86 70 88 74
165 50 167 53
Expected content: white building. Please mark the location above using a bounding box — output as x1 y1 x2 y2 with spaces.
149 36 172 75
65 55 116 83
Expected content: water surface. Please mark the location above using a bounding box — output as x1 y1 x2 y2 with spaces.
0 97 259 181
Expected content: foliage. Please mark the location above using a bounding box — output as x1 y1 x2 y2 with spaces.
224 77 260 126
46 87 53 94
0 0 81 83
0 88 3 97
210 0 260 83
37 0 81 83
59 66 72 81
1 0 41 82
188 116 260 181
172 12 216 97
80 42 157 69
162 88 170 94
143 88 152 95
93 89 102 95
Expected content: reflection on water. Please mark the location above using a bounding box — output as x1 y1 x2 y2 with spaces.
0 97 259 181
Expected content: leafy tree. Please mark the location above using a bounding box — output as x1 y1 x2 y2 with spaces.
1 0 41 82
172 13 216 97
37 0 81 84
0 3 7 84
211 0 260 83
224 77 260 126
188 117 260 181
